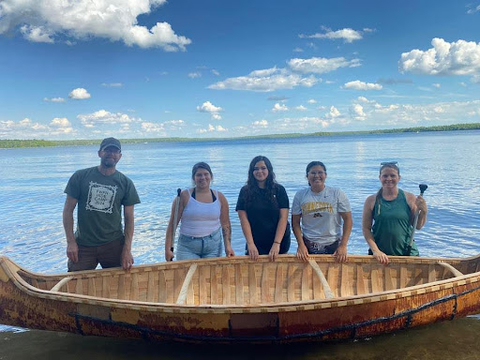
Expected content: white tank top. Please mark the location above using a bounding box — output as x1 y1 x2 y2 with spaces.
180 189 221 237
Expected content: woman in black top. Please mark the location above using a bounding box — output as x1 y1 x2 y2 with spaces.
236 155 291 261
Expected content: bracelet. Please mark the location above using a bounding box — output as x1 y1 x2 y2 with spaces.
170 247 174 251
274 242 281 245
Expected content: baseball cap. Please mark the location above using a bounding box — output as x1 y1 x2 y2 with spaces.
99 137 121 151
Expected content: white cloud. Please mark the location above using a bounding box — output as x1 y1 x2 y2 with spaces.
208 67 318 92
141 119 183 134
399 38 480 77
272 103 288 112
295 105 307 111
432 83 441 88
299 27 364 43
211 69 220 76
273 116 331 132
197 101 223 120
50 117 73 133
101 83 123 87
197 101 222 113
188 72 201 78
252 120 268 127
0 0 191 51
467 4 480 14
344 80 383 90
345 99 480 128
327 106 341 118
471 75 480 84
20 25 54 43
43 97 65 102
307 99 317 104
197 124 227 134
77 109 141 128
0 117 76 139
69 88 91 100
288 57 361 74
351 104 366 121
50 117 71 127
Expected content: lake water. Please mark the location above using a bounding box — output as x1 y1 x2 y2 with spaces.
1 130 480 359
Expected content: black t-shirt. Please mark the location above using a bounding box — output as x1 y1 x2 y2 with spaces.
236 184 291 254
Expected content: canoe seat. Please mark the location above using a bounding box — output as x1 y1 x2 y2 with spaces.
51 277 74 292
437 262 463 278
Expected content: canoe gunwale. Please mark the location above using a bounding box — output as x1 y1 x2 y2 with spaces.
1 255 479 314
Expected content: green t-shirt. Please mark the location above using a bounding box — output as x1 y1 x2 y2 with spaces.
64 166 140 247
371 189 419 256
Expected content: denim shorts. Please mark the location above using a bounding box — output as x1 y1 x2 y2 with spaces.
176 227 223 260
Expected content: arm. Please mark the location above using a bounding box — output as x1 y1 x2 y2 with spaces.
219 192 234 257
334 211 352 263
238 210 258 260
269 208 289 261
407 192 428 230
165 191 187 261
362 196 389 264
122 205 135 270
292 213 308 262
63 195 79 263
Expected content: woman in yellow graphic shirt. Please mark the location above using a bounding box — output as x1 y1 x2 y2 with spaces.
291 161 353 263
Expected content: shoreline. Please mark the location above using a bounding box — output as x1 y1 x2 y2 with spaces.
1 122 479 149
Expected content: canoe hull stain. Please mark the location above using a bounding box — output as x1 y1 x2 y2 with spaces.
1 255 480 343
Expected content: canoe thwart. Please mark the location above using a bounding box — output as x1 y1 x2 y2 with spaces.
176 263 198 304
51 276 74 292
308 259 334 299
437 261 464 277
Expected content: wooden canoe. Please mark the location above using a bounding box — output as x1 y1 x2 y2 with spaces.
1 254 480 343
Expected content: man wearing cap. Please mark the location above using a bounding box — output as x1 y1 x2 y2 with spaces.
63 137 140 271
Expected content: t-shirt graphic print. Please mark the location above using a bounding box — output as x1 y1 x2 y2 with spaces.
86 181 118 214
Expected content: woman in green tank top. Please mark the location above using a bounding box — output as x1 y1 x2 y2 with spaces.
362 162 428 264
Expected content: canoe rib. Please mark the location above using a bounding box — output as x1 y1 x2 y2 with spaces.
51 276 73 292
437 261 463 277
308 259 334 299
176 263 198 304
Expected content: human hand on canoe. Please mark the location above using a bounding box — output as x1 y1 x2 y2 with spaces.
247 243 259 261
121 248 134 271
296 243 309 262
372 249 390 265
333 244 348 263
225 245 235 257
269 243 280 262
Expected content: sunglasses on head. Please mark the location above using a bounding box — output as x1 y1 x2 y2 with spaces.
381 161 399 166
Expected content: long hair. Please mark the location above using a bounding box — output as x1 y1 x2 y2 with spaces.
245 155 278 206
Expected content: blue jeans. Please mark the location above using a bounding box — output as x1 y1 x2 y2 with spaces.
176 228 223 260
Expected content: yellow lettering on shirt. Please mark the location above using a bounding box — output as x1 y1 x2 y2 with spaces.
302 201 333 214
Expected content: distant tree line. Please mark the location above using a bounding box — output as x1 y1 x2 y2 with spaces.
1 123 479 149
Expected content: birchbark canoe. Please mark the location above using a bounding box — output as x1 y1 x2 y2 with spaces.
1 254 480 343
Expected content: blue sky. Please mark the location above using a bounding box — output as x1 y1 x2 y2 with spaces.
1 0 480 140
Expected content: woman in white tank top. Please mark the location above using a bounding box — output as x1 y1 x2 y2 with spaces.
164 162 235 261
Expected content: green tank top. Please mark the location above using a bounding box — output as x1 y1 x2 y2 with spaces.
371 189 419 256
